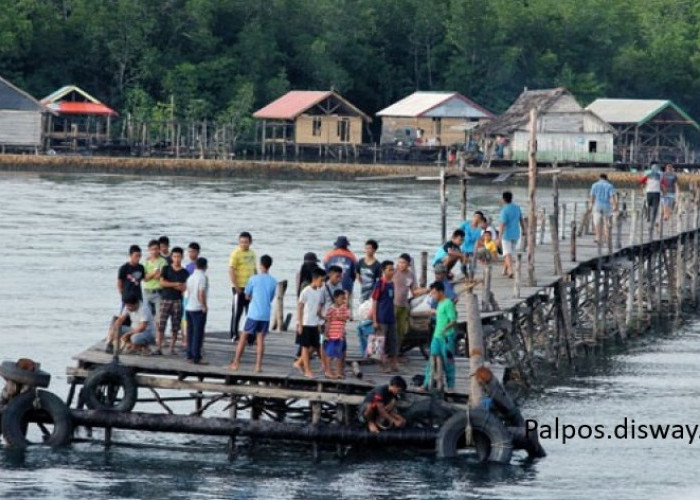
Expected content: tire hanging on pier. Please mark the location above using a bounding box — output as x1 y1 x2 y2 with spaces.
83 364 137 412
435 409 513 464
0 360 51 388
1 389 73 449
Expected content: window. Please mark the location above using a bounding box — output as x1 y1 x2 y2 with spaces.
337 118 350 142
312 117 322 137
588 141 597 153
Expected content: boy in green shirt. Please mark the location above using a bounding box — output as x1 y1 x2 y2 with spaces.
144 239 167 325
422 281 457 392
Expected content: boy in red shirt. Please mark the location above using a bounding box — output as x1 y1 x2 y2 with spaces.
323 289 350 378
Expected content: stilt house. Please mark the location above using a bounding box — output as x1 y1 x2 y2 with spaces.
0 75 53 151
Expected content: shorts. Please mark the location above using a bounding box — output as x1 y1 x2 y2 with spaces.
662 194 676 207
299 325 320 349
120 325 155 346
378 323 398 357
324 338 346 359
501 239 518 256
593 208 611 226
158 299 183 333
357 402 373 423
243 318 270 335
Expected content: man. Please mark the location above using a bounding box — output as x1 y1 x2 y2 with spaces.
357 239 381 303
230 255 277 373
143 239 167 327
185 242 201 275
186 257 209 365
157 247 189 355
372 260 399 372
358 376 407 433
229 231 256 341
641 163 662 234
393 253 426 354
432 229 466 273
117 245 145 302
497 191 524 278
589 173 617 243
459 211 486 261
159 235 172 264
422 281 458 392
662 164 681 221
323 235 358 305
105 292 156 354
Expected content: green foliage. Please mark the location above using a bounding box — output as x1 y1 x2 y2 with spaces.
5 0 700 128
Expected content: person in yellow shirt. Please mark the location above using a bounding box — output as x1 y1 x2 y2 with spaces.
482 230 499 259
228 231 257 341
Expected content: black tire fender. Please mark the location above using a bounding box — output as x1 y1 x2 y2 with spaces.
1 389 72 449
509 425 547 459
436 408 513 464
83 364 137 412
0 361 51 388
401 398 458 425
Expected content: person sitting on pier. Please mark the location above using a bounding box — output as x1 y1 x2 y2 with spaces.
497 191 524 279
589 173 617 244
156 247 189 355
322 289 350 379
432 229 466 275
359 375 407 433
105 292 156 354
294 268 326 378
422 281 457 393
230 255 278 373
478 229 499 264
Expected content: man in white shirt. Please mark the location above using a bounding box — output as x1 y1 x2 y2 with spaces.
185 257 209 365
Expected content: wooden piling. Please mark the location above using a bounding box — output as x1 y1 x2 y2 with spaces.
615 211 622 250
561 203 567 240
460 164 468 222
539 207 546 246
676 204 685 309
419 251 428 288
271 280 288 332
464 286 484 408
526 108 537 287
513 253 522 298
440 158 447 243
570 221 576 262
549 214 563 275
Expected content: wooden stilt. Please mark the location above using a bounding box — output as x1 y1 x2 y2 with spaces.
464 286 485 408
570 221 577 262
527 108 537 287
550 214 563 275
419 251 428 288
513 253 522 298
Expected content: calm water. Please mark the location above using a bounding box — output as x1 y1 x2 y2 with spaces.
1 172 699 499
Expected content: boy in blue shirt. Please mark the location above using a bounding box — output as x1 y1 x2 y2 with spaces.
372 260 399 372
229 255 277 373
497 191 524 278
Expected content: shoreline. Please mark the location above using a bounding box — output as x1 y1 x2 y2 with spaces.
0 154 698 187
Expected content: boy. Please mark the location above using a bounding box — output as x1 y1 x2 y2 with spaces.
432 229 466 273
319 265 345 377
230 255 277 373
357 239 381 302
229 231 257 341
323 290 350 379
294 268 326 378
186 242 201 275
117 245 145 303
372 260 399 372
106 292 156 354
144 239 167 326
393 253 426 355
477 229 499 264
157 247 189 355
359 376 407 433
185 257 209 365
422 281 457 392
159 235 172 264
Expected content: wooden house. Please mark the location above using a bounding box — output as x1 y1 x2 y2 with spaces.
253 90 370 146
0 75 53 151
41 85 118 150
586 99 699 164
376 91 494 146
481 87 614 164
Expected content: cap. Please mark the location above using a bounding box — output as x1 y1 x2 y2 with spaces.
303 252 319 263
334 236 350 248
433 263 447 274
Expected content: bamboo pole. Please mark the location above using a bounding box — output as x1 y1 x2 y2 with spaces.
615 210 622 250
538 207 546 246
460 164 468 222
482 264 493 312
464 287 485 408
561 203 567 240
440 156 447 243
625 258 636 332
693 188 700 307
677 202 684 309
593 234 602 341
527 108 537 287
513 253 522 298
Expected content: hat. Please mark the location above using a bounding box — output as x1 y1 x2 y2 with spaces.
434 263 447 274
334 236 350 249
303 252 319 263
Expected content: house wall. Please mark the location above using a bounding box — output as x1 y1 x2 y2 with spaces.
512 131 614 163
379 116 481 145
294 114 363 145
548 94 582 113
0 110 41 146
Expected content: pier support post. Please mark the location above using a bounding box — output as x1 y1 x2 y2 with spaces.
464 285 485 408
526 108 537 287
539 208 546 246
561 203 567 240
439 158 447 243
513 253 522 298
615 210 622 250
626 259 636 333
593 237 602 341
693 188 700 307
549 214 562 275
570 221 576 262
677 205 685 310
419 251 428 288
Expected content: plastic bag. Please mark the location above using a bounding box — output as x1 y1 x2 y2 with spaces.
357 299 374 321
366 334 385 361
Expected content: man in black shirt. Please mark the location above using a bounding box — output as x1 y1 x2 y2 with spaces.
117 245 145 302
359 376 407 433
156 247 190 355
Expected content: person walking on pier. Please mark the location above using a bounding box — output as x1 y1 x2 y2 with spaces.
295 268 326 378
185 257 209 365
297 252 322 298
372 260 399 372
662 164 680 222
229 232 257 342
497 191 524 279
641 163 662 236
117 245 145 303
319 266 345 377
156 247 189 355
589 173 617 244
230 255 277 373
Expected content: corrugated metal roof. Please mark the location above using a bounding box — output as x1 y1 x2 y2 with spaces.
586 99 671 124
253 90 370 121
0 75 53 114
376 91 493 118
41 85 118 116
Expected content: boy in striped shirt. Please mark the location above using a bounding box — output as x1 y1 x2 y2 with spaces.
322 289 350 379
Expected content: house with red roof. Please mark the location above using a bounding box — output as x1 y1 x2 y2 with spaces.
253 90 371 146
376 91 494 146
41 85 118 149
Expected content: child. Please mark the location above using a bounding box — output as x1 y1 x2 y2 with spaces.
359 376 407 433
323 289 350 379
372 260 398 372
477 229 499 264
294 268 326 378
